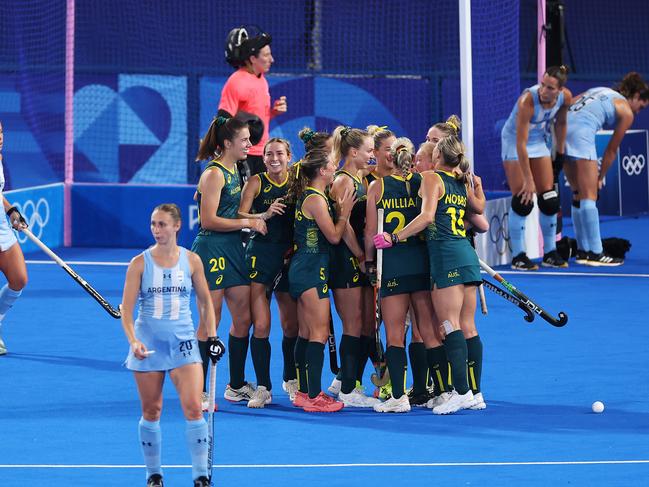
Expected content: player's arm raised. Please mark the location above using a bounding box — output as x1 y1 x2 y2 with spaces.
200 167 266 234
330 174 364 260
305 186 355 244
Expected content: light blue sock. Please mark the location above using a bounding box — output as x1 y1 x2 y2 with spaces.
580 199 603 254
539 212 557 253
508 210 527 256
0 285 22 322
138 418 162 479
186 418 209 480
571 205 587 251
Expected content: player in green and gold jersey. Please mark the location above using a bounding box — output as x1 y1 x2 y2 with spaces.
238 137 296 408
326 126 379 409
191 115 267 408
374 133 484 415
365 137 441 413
285 148 355 413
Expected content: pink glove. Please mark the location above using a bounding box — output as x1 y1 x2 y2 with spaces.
373 232 393 249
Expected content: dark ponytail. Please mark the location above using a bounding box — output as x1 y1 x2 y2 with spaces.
196 116 248 161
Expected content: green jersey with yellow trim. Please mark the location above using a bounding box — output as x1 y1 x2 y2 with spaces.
293 187 331 254
365 170 378 186
251 172 293 244
376 172 423 247
426 170 468 241
197 160 242 235
330 169 366 242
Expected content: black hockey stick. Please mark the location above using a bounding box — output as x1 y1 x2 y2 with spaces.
479 259 568 327
23 228 121 319
266 246 294 300
207 360 217 486
481 279 534 323
328 315 339 374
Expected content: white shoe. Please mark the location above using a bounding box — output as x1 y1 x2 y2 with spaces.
224 382 256 402
373 394 411 413
328 378 341 396
426 391 453 409
338 388 380 408
468 392 487 410
247 385 272 408
432 390 474 415
282 379 298 401
0 336 6 356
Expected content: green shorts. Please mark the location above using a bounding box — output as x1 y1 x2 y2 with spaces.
288 252 330 299
329 243 368 289
245 239 291 293
427 239 481 289
191 232 250 290
380 244 430 297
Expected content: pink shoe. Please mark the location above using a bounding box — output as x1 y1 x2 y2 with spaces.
303 392 344 412
293 391 309 408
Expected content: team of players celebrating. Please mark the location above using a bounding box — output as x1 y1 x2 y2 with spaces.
186 111 485 415
185 66 649 418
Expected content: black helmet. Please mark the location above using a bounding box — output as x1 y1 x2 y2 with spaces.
224 26 272 68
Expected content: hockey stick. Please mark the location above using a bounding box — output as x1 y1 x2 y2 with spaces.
479 258 568 327
481 279 534 323
22 228 121 319
468 228 488 315
478 282 488 315
266 246 294 300
328 315 339 374
370 208 389 387
207 360 217 486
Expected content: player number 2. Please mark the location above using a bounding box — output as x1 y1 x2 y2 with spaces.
386 211 407 241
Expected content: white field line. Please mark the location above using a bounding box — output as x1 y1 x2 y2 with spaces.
2 460 649 469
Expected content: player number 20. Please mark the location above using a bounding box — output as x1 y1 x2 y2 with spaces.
209 257 226 273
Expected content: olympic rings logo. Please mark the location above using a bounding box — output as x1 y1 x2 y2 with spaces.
489 212 510 256
13 198 50 242
621 154 645 176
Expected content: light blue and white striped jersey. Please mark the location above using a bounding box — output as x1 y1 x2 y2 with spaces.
138 247 193 322
567 87 625 130
502 84 566 146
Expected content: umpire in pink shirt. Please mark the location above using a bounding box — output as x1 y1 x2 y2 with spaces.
219 26 288 179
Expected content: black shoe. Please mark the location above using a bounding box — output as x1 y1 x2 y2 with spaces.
575 249 588 264
542 250 568 268
147 474 164 487
194 476 210 487
407 389 433 407
511 252 539 271
585 251 623 267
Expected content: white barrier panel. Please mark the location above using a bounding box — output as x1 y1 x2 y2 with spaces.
474 196 542 267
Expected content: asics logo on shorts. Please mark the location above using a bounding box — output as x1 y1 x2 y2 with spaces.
15 197 50 242
489 213 510 256
621 154 645 176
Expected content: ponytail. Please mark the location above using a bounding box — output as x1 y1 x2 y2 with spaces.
196 115 247 161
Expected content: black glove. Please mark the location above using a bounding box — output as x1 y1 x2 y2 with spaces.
6 206 27 228
366 260 377 286
552 152 566 179
207 336 225 363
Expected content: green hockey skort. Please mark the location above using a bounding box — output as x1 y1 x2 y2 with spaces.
192 232 250 290
427 239 481 289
